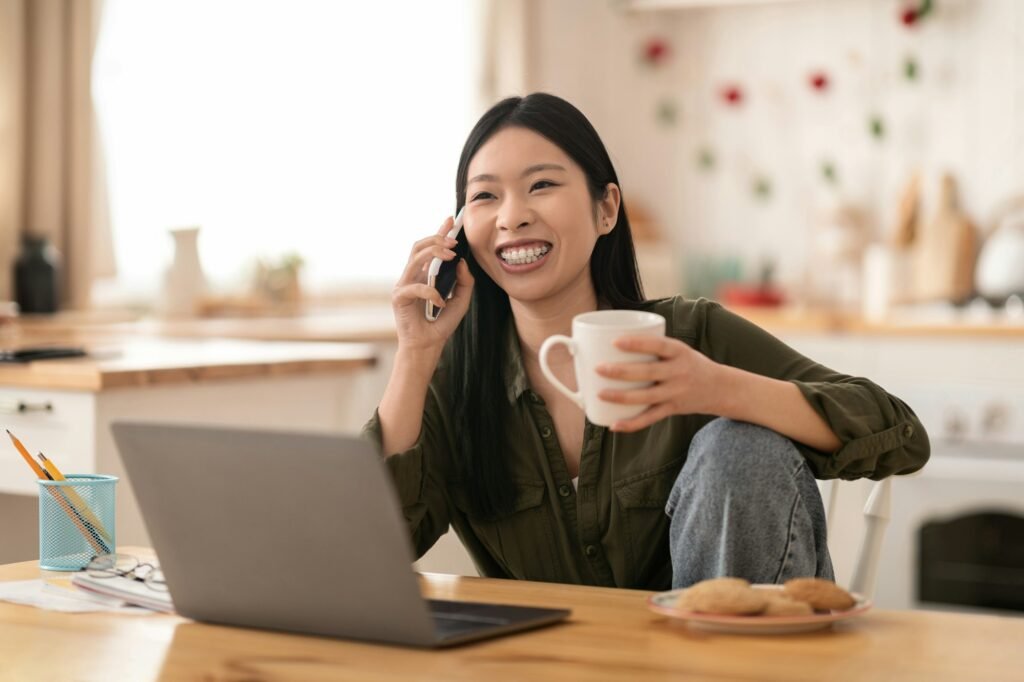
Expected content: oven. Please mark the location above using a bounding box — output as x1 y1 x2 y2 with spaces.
875 439 1024 613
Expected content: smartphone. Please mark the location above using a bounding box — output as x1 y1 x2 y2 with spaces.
425 207 466 321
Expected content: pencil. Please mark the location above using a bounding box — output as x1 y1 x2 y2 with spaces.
7 430 108 556
37 452 114 548
7 430 46 478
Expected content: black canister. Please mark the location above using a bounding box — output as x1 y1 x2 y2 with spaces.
14 234 60 314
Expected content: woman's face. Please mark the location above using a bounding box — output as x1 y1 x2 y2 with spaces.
463 126 618 307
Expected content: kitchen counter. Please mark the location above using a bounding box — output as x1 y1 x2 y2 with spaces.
6 302 1024 355
0 337 377 391
727 304 1024 338
4 306 397 345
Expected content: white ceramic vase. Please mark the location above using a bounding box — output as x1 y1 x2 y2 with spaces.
159 226 207 317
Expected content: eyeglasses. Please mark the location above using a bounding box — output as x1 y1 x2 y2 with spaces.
85 553 168 592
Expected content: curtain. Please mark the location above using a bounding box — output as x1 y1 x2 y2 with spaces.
0 0 25 302
0 0 114 308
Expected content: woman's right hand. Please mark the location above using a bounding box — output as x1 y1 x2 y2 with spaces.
391 216 475 353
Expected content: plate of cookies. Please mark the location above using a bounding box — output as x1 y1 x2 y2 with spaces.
648 577 871 634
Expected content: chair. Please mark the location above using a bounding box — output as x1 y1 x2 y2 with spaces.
818 478 893 599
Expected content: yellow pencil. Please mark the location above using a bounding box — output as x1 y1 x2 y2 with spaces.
7 429 46 479
7 430 108 556
38 452 114 548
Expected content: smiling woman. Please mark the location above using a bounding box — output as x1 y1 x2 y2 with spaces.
364 92 930 592
91 0 479 301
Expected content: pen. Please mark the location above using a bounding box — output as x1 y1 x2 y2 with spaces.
7 430 108 556
37 452 114 548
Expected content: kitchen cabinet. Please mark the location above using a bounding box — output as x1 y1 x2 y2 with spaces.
0 338 380 549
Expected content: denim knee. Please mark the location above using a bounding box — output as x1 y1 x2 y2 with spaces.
666 418 804 515
665 418 834 585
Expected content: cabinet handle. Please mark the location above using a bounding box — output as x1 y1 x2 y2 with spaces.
0 399 54 414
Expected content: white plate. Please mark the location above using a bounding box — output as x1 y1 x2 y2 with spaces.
648 584 872 634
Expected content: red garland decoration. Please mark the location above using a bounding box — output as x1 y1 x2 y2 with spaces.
719 84 744 107
808 71 830 92
899 0 934 28
643 37 670 66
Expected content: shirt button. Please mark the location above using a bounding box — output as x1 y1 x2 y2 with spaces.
541 426 553 438
558 484 571 498
903 424 914 438
584 544 598 558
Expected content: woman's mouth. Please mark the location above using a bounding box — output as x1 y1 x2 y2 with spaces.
497 242 552 269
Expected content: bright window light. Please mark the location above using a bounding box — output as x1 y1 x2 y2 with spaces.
93 0 479 301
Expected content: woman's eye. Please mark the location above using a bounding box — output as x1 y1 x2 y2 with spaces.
471 191 494 202
531 180 557 191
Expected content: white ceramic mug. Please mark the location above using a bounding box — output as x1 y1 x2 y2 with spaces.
538 310 666 427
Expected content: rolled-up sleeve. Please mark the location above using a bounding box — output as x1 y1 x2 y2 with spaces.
696 300 930 480
360 378 452 558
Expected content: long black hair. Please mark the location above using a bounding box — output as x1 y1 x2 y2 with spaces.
449 93 645 519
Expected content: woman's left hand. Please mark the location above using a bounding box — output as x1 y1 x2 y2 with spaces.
596 336 725 432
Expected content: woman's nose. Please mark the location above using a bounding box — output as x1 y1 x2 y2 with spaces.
497 197 533 231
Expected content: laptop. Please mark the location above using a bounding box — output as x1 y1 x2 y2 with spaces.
110 421 570 647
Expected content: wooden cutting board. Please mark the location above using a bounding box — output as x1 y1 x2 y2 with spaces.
912 174 977 302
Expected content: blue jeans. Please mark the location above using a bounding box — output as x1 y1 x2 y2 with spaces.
666 418 835 589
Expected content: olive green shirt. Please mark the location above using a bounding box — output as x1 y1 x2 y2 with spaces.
362 297 929 590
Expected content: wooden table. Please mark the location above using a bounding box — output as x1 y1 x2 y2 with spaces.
2 553 1023 682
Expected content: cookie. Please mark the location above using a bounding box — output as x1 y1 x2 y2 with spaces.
677 577 768 616
676 577 749 610
783 578 856 611
762 593 814 617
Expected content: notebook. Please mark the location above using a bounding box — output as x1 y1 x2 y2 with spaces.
70 572 173 613
110 421 570 647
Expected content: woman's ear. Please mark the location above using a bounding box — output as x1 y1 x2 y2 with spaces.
598 183 621 236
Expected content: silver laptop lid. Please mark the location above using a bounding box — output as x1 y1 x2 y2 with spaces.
111 421 437 646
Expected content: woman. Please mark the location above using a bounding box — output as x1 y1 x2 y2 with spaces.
364 93 929 590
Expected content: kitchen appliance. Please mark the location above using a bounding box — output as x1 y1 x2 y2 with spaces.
976 201 1024 301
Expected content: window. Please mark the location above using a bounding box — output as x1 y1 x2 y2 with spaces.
93 0 480 301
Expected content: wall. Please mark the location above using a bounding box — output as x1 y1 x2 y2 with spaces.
528 0 1024 295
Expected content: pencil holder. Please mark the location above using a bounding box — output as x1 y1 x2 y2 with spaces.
38 474 117 571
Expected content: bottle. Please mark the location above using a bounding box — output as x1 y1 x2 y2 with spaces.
14 234 60 314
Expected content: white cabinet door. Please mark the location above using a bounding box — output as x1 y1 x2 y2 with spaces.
0 388 97 496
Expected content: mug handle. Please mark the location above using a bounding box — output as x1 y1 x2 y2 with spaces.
538 335 584 409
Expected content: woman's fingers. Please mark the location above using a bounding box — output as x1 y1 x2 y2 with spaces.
392 282 445 310
596 359 671 382
398 214 461 281
407 232 453 265
407 217 453 258
599 383 671 405
414 244 457 274
399 240 457 282
436 215 455 236
613 335 681 358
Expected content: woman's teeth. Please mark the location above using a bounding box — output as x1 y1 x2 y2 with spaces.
500 244 551 265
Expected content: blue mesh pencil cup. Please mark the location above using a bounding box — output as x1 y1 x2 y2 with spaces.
38 474 117 571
